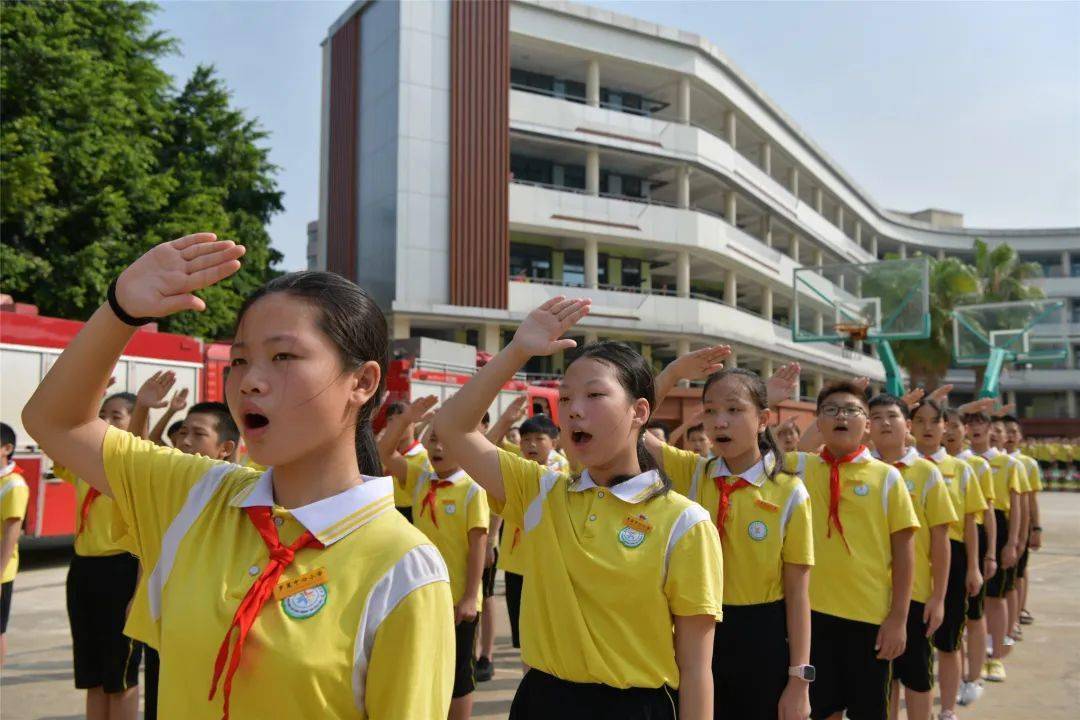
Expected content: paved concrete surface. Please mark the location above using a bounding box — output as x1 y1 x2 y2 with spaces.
3 493 1078 719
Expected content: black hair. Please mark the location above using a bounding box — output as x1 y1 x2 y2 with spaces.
384 401 408 419
519 414 559 440
569 341 671 497
912 397 944 423
167 420 184 437
1001 414 1020 425
236 271 388 476
702 368 782 481
482 411 491 425
943 408 963 424
687 424 706 438
816 380 869 411
103 392 137 412
645 419 668 436
962 411 991 424
187 401 240 445
868 393 910 419
0 422 15 453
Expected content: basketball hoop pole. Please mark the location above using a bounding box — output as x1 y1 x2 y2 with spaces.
874 339 905 397
979 347 1009 399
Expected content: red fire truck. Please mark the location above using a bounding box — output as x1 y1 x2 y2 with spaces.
0 302 230 543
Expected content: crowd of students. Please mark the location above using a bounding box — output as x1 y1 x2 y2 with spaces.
0 232 1062 720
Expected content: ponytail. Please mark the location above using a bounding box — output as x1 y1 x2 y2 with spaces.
355 400 383 477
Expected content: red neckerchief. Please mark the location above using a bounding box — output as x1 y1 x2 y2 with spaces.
819 446 866 553
419 477 455 528
209 506 323 720
713 476 753 537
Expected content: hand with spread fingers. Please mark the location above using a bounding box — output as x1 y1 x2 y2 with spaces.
767 362 802 408
509 297 591 358
136 371 178 410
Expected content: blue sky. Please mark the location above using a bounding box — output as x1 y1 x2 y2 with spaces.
153 0 1080 271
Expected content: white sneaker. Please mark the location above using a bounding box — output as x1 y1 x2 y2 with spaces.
958 680 984 706
941 710 959 720
1003 635 1016 647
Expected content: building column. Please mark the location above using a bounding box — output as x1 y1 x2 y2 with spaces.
584 237 599 289
854 221 862 247
1006 390 1017 408
642 343 653 367
870 234 879 258
586 148 600 195
898 243 907 259
586 59 600 107
1068 390 1078 419
392 314 410 341
814 187 824 214
762 141 772 175
727 350 738 368
814 247 825 267
1063 250 1072 276
937 248 946 261
836 205 845 232
725 109 737 147
813 372 825 397
763 215 773 248
676 165 690 209
585 331 599 345
677 75 691 124
724 269 737 307
676 338 691 358
790 233 801 263
761 356 774 379
789 167 799 197
726 191 737 225
814 311 825 336
482 323 501 354
762 286 773 322
676 251 691 298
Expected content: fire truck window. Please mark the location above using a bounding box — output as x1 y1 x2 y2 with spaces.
532 399 550 416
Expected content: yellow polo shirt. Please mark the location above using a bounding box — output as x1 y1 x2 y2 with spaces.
981 449 1022 514
1013 452 1043 492
103 427 454 720
1 464 30 584
922 448 987 542
957 449 994 524
494 448 723 689
796 448 920 625
498 449 567 576
54 464 129 557
880 449 957 604
663 445 813 606
404 464 489 613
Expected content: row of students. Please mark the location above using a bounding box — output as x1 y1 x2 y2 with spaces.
0 423 29 667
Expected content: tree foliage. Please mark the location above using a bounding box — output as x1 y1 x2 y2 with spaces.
1 1 281 338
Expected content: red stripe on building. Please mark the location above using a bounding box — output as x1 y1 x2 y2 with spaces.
450 0 510 309
326 13 360 281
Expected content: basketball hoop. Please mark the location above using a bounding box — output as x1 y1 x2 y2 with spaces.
834 323 870 341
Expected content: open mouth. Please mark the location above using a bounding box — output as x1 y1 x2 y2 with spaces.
713 434 732 444
244 413 269 430
571 430 593 446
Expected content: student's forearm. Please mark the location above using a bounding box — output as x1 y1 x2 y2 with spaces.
676 664 711 720
889 530 915 617
486 411 518 446
965 515 979 569
930 525 950 603
1016 494 1030 548
1029 492 1040 530
440 346 527 443
984 507 996 553
488 514 503 541
130 403 152 440
673 615 715 720
1007 492 1021 544
464 529 487 604
797 422 824 452
669 420 693 448
377 414 411 468
653 366 679 408
783 564 811 666
148 407 177 444
0 520 20 576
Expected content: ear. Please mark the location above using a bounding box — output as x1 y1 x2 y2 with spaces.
347 361 382 408
631 397 651 430
759 407 773 434
219 440 237 460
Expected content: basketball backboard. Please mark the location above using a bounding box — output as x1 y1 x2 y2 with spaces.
952 299 1068 366
792 256 931 343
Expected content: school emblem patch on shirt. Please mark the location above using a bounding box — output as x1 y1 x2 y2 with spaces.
905 479 916 493
442 499 457 515
747 520 768 541
618 515 652 548
282 585 328 619
853 483 870 496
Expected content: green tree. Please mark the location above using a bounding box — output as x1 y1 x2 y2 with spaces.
1 1 282 339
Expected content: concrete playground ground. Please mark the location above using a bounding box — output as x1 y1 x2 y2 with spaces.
3 493 1079 719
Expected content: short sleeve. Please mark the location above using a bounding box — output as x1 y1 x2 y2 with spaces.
924 468 958 528
661 443 703 497
663 515 724 620
0 479 29 522
402 461 425 507
781 482 814 566
501 440 522 456
1015 461 1031 493
467 485 490 533
365 580 454 720
495 447 547 526
783 451 808 477
1006 462 1022 495
102 426 232 563
975 461 994 502
887 468 920 533
961 465 988 516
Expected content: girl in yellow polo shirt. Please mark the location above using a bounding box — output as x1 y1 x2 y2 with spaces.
647 366 814 720
22 234 454 720
434 298 724 720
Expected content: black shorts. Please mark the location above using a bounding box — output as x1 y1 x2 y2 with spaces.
66 553 143 692
1016 545 1030 579
482 547 499 599
714 600 789 720
396 505 413 523
0 580 12 634
509 669 677 720
934 540 969 652
967 525 989 620
453 615 479 698
505 571 524 648
809 611 891 720
986 509 1016 598
892 601 933 692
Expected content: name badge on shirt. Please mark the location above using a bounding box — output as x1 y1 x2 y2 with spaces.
755 499 779 513
274 567 328 601
618 515 652 549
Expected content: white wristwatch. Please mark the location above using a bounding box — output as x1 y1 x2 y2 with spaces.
789 664 816 682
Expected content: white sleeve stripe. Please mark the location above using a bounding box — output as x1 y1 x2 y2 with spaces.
779 482 810 543
0 477 28 499
921 467 942 504
663 504 710 579
883 466 902 514
688 459 704 503
148 463 234 620
795 452 808 478
465 484 479 505
352 544 449 715
523 471 559 534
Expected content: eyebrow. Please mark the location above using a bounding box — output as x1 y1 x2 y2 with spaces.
232 334 301 350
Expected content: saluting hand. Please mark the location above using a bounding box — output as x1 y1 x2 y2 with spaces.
136 371 178 409
510 297 591 358
115 233 245 318
406 395 439 424
663 344 732 383
766 362 801 407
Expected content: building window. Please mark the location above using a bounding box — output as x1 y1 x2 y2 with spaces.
510 243 553 280
563 250 607 287
622 258 642 289
511 154 552 185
